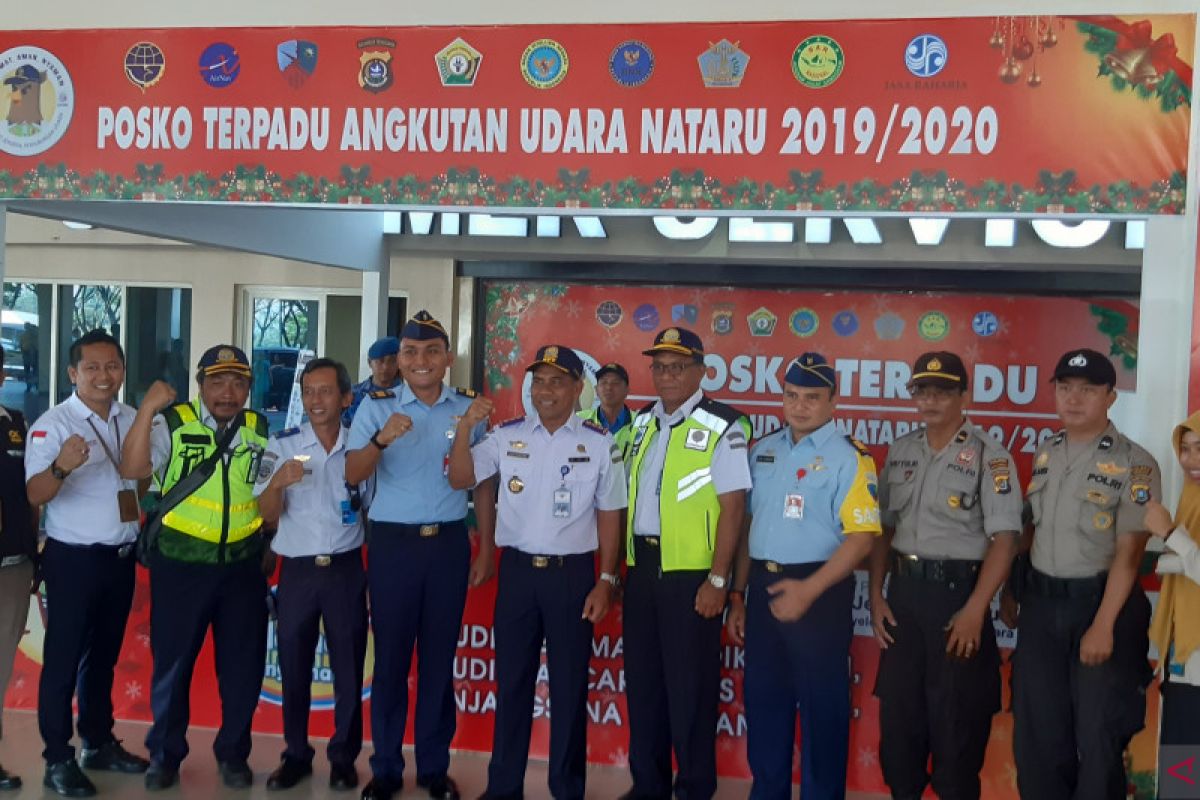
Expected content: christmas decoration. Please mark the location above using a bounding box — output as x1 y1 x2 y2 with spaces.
1076 16 1192 111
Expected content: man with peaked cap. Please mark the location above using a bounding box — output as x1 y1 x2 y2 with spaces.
448 344 626 800
120 344 271 791
726 352 881 800
867 351 1021 800
1007 349 1158 800
343 336 402 426
621 327 751 800
578 362 634 462
344 310 488 800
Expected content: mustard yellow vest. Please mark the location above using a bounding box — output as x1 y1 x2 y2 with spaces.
626 398 750 571
157 401 268 564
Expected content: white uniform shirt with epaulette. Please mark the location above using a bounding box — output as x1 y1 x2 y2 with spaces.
879 418 1023 560
470 413 628 555
1027 422 1161 578
253 423 371 558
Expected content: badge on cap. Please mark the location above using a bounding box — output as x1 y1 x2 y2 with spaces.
663 328 681 343
1068 354 1088 367
543 346 559 363
927 357 942 371
508 476 525 494
218 348 236 363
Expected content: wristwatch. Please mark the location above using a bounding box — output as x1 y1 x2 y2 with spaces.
370 431 388 450
50 461 70 481
707 572 728 590
599 571 621 587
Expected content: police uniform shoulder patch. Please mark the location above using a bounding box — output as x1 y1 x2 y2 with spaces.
845 436 872 457
369 390 395 399
455 387 478 398
275 427 302 439
498 416 525 429
581 419 607 434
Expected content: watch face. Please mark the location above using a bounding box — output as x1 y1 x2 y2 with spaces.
708 574 727 589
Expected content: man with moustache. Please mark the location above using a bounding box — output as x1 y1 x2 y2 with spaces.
254 358 370 792
344 311 487 800
27 330 150 797
868 351 1021 800
120 345 270 791
448 344 625 800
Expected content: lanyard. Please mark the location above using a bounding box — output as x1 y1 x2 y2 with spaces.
85 415 123 472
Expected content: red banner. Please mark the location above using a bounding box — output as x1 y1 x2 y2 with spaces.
0 14 1191 213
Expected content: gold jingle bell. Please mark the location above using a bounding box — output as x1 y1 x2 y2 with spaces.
999 58 1022 84
1012 37 1035 60
1104 48 1162 89
1027 70 1042 87
989 32 1005 49
1039 30 1058 48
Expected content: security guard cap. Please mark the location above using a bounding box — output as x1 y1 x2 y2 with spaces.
400 310 449 344
198 344 252 378
1051 348 1116 386
909 351 969 391
595 362 629 383
784 352 836 390
526 345 584 380
642 327 704 360
367 336 399 360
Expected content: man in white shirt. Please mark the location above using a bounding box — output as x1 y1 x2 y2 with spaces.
25 330 150 797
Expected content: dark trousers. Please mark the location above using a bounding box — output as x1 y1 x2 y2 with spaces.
486 549 594 800
745 562 854 800
145 554 268 769
276 549 368 766
367 521 469 782
623 537 722 800
38 539 136 763
1012 572 1151 800
874 573 1000 800
1161 676 1200 745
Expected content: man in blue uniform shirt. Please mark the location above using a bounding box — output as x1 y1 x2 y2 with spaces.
343 336 401 426
254 358 371 792
344 311 487 800
727 352 881 800
448 344 626 800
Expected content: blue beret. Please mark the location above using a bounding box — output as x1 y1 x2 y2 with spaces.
784 352 836 390
400 309 449 343
367 336 399 360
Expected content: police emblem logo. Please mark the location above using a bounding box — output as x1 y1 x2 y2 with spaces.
905 34 948 78
124 42 166 92
698 39 749 88
1130 483 1151 505
711 304 735 336
662 328 681 344
927 357 943 371
918 312 950 341
1068 354 1088 367
435 37 482 87
0 47 74 156
357 38 396 93
507 475 525 494
609 40 654 87
521 39 568 89
277 39 318 88
791 35 844 89
789 308 819 338
198 42 240 89
993 474 1010 494
747 307 777 337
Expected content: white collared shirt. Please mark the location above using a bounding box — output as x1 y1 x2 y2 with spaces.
26 393 140 545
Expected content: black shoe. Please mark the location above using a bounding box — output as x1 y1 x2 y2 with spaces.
0 766 20 791
219 759 254 789
144 761 179 792
266 758 312 791
43 760 97 798
361 776 400 800
418 774 461 800
330 762 359 791
80 739 151 773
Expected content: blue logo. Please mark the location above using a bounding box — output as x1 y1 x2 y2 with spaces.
199 42 240 88
124 42 166 92
789 308 819 338
972 311 999 337
277 40 318 88
671 304 698 324
832 310 859 337
904 34 947 78
633 304 660 331
610 40 654 87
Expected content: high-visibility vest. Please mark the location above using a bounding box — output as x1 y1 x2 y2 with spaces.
577 405 633 462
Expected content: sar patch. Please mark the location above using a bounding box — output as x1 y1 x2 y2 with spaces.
1130 483 1151 505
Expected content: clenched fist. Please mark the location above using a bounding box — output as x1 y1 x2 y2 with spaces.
142 380 177 414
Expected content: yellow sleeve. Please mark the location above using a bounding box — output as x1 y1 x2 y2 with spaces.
839 450 883 535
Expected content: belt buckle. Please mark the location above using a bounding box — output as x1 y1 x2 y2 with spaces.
646 537 660 547
315 555 332 567
532 555 549 568
766 560 782 574
419 524 439 538
117 544 134 559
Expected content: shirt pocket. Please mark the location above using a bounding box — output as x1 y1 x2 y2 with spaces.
1078 487 1119 537
937 471 981 523
885 471 917 515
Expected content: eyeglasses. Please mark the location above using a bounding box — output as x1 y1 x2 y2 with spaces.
649 362 698 377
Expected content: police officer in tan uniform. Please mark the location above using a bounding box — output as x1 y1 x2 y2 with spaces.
868 352 1021 800
1008 349 1158 800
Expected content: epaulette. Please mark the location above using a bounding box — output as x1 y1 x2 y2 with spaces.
456 387 478 398
581 419 607 434
845 435 872 456
697 396 747 425
498 416 525 428
369 390 395 399
276 427 302 439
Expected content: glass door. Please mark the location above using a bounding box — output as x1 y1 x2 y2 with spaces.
246 292 320 432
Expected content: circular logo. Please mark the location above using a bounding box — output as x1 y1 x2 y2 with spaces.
905 34 948 78
789 308 819 337
832 310 859 337
633 304 660 331
521 39 568 89
918 311 950 341
198 42 240 88
0 47 74 157
124 41 166 91
971 311 999 337
609 40 654 87
874 313 905 341
791 35 844 88
595 301 623 329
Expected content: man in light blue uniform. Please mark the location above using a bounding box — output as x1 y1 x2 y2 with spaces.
344 312 486 800
343 336 401 426
727 353 882 800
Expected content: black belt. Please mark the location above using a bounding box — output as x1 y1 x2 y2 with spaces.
891 551 981 586
50 539 136 559
282 548 361 568
385 520 465 538
1027 568 1107 598
750 558 822 578
511 549 592 569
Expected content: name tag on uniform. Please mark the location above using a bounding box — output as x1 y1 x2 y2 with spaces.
553 488 572 518
568 456 590 463
784 493 804 520
117 489 140 523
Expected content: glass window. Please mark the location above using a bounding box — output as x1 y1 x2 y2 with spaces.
57 284 123 403
250 297 319 431
1 282 52 420
124 287 192 408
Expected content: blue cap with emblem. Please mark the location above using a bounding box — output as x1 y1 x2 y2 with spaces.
642 327 704 361
400 309 449 344
197 344 252 378
3 65 43 87
367 336 399 360
526 345 584 379
595 362 629 383
784 352 836 390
